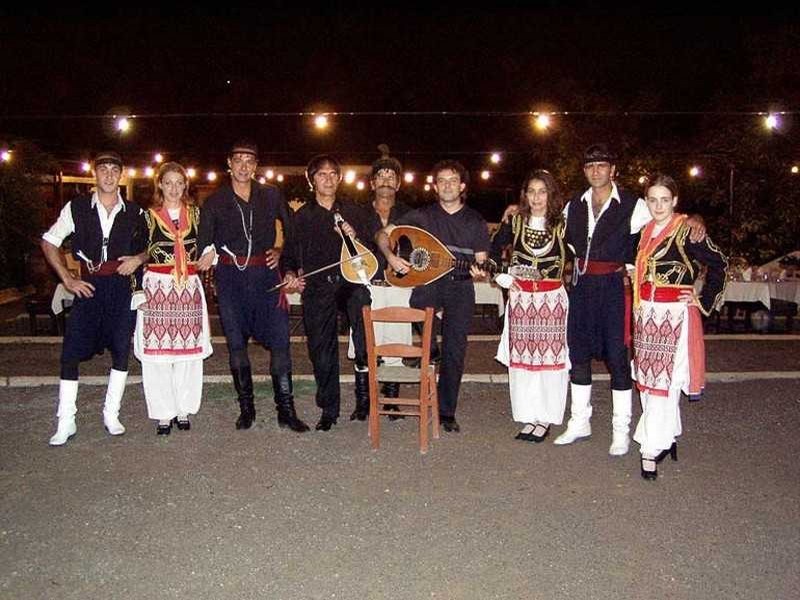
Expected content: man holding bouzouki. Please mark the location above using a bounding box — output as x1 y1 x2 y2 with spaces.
283 155 374 431
376 160 491 433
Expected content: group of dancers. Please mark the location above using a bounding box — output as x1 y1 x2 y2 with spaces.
40 141 726 481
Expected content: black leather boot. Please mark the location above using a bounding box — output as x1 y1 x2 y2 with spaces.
232 366 255 430
350 369 370 421
272 372 309 432
381 382 404 420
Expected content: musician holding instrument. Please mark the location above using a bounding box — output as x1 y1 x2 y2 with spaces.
491 170 570 444
282 155 374 431
376 160 491 433
197 140 310 433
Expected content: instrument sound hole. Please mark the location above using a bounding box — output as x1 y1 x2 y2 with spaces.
409 248 431 271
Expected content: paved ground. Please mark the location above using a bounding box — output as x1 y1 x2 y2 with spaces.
1 296 799 599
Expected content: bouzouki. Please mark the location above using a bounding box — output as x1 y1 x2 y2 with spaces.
265 212 379 293
385 225 499 288
334 212 379 285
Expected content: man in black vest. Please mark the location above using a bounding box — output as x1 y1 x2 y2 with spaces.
42 151 147 446
197 140 309 433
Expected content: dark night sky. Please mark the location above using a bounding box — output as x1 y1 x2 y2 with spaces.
1 7 798 173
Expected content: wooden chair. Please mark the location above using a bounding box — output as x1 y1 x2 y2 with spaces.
362 306 439 453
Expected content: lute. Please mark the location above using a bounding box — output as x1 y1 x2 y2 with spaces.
335 212 378 285
385 225 501 288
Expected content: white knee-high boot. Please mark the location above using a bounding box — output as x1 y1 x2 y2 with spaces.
609 388 633 456
49 379 78 446
554 383 592 445
103 369 128 436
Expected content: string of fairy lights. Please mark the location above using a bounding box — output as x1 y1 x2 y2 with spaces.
1 110 798 186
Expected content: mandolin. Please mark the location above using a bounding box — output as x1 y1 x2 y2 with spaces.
335 212 379 285
385 225 500 288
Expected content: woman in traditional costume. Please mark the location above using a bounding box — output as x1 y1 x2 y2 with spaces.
632 173 726 479
492 169 570 443
134 162 212 434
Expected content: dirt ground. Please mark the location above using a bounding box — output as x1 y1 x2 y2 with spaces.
1 295 799 599
1 378 799 600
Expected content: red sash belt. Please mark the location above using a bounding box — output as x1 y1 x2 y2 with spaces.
515 279 563 293
147 264 198 276
81 260 122 277
639 282 693 303
576 259 624 275
219 254 269 267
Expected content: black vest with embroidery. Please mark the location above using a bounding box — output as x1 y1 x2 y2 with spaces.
145 206 200 264
565 189 639 264
69 195 145 262
507 215 567 281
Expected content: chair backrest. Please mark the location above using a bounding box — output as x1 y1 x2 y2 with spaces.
362 306 434 366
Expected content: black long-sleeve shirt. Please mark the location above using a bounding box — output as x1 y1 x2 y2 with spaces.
283 198 370 276
197 182 293 258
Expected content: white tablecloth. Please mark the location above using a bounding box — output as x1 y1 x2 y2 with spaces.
51 284 74 315
720 281 772 309
769 281 800 305
474 281 505 317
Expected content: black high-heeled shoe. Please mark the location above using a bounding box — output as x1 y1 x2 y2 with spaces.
640 457 658 480
654 442 678 464
174 416 191 431
156 421 172 435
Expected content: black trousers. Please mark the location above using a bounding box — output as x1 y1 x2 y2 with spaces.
302 275 371 419
568 271 631 390
410 277 474 418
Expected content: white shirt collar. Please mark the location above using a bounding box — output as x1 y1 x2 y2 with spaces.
580 182 621 205
90 191 126 212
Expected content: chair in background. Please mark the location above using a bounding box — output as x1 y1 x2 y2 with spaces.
362 306 439 453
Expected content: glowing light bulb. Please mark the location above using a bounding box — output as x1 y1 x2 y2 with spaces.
534 114 551 131
116 117 131 133
490 153 501 164
314 115 329 130
764 114 779 130
404 172 414 183
207 171 217 182
689 166 701 178
356 181 365 190
480 170 490 180
187 168 196 179
344 170 356 184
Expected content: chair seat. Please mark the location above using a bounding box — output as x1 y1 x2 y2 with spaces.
376 364 435 383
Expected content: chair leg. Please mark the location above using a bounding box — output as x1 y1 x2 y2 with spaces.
368 373 380 450
419 385 429 454
430 374 440 440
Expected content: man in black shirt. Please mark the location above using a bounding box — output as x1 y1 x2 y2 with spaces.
364 149 412 412
282 155 372 431
376 160 490 432
198 140 309 433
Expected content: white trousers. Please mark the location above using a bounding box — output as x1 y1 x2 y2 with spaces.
142 360 203 421
508 368 568 425
633 388 683 456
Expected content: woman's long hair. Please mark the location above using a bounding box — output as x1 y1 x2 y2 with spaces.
517 169 564 231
